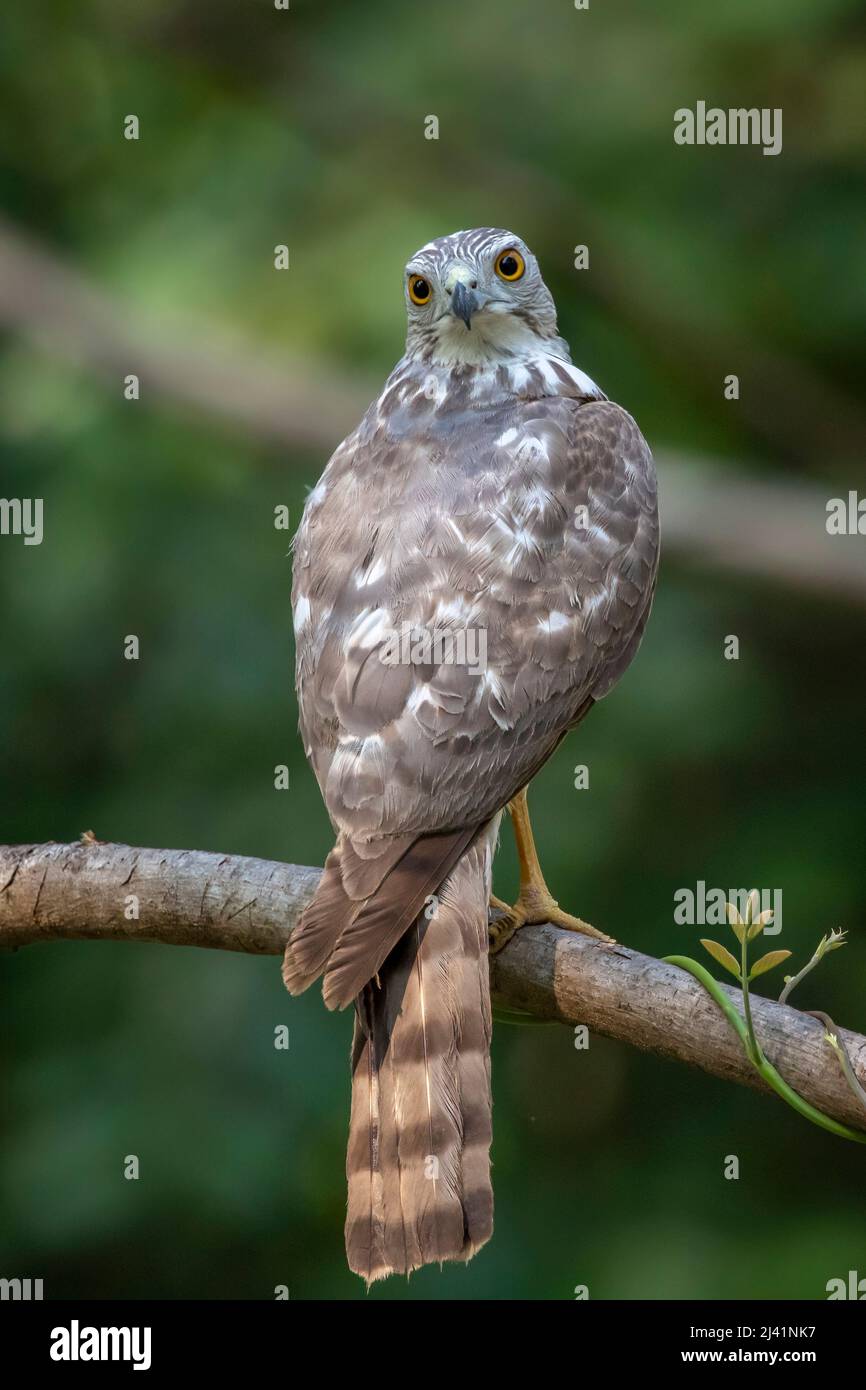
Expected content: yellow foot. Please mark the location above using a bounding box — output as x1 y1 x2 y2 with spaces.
488 888 615 956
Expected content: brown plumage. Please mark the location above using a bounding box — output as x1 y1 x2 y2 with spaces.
283 228 660 1281
343 827 496 1282
283 825 479 1010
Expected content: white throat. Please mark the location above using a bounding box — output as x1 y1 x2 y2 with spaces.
426 309 555 367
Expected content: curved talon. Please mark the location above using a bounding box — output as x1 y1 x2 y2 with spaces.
489 787 616 954
543 904 615 945
488 913 520 956
488 891 614 955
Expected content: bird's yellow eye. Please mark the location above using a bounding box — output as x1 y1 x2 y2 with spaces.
408 273 432 305
494 248 525 282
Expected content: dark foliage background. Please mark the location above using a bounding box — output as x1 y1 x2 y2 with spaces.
1 0 864 1299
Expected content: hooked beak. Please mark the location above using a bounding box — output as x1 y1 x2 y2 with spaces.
450 279 480 329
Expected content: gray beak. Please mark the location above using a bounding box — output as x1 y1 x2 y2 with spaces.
451 280 480 329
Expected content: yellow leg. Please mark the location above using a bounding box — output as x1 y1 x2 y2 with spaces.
489 787 614 954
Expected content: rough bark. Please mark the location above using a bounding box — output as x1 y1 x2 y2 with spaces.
2 839 864 1133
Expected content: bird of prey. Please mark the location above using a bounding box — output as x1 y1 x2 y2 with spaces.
283 227 659 1283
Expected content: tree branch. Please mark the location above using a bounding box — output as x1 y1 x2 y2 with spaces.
2 840 864 1133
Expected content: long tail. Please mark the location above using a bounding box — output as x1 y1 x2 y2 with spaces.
344 830 496 1284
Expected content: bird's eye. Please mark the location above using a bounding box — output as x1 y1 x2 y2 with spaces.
408 274 431 305
494 248 525 282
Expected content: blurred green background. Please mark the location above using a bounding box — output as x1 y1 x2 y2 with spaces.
1 0 865 1300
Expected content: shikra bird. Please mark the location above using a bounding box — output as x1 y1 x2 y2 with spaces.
283 228 660 1283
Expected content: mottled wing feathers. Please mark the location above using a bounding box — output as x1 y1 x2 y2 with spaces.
321 824 480 1011
281 834 410 996
280 840 351 995
282 824 481 1011
292 387 659 852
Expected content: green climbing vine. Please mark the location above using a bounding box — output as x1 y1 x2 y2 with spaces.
664 890 866 1145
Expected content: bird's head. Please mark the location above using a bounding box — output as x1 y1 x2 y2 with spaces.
402 228 560 366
